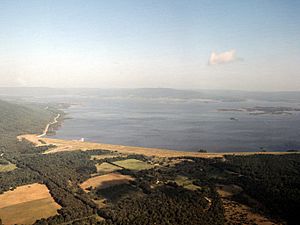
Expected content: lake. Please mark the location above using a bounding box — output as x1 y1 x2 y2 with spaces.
51 93 300 152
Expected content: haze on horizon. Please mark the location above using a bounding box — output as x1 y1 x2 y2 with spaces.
0 0 300 91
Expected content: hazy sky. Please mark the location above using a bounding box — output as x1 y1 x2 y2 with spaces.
0 0 300 91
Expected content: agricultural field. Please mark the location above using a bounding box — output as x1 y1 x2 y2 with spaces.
174 175 201 191
113 159 155 171
96 162 121 173
80 173 134 192
0 163 17 173
0 183 61 225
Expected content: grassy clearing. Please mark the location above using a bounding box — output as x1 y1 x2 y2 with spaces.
113 159 155 171
0 183 61 225
96 162 122 173
174 176 200 191
0 163 17 173
80 173 134 192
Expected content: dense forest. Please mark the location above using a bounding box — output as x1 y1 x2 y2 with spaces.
216 154 300 224
0 99 299 225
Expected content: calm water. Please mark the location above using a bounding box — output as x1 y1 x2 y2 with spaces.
52 96 300 152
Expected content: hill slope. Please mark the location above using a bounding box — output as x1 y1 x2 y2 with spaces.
0 99 53 148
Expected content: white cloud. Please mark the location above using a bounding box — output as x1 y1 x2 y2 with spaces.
208 49 239 65
16 76 29 86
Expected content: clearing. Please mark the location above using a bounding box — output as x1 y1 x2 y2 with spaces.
113 159 155 171
0 183 61 225
96 162 122 173
174 175 201 191
80 173 134 192
0 163 17 173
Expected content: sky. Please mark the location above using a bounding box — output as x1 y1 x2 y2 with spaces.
0 0 300 91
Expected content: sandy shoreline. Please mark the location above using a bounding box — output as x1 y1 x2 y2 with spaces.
18 133 295 158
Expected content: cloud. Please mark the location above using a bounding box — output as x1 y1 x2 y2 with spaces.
208 49 240 65
16 76 29 87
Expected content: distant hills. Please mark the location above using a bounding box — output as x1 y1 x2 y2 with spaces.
1 87 300 102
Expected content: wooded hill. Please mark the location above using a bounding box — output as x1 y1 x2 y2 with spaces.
0 99 53 141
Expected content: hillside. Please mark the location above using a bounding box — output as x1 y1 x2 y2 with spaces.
0 99 54 151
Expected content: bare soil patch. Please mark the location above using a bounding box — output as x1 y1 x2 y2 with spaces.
0 183 61 225
80 173 134 192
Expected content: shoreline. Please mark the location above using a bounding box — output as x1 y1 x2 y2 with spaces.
18 133 296 158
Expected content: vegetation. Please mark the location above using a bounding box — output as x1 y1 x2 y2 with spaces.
96 162 122 173
216 154 300 224
0 163 17 173
198 149 207 153
113 159 155 171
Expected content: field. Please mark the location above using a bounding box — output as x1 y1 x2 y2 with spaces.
0 183 61 225
0 163 17 173
113 159 155 171
96 162 122 173
80 173 134 192
174 175 200 191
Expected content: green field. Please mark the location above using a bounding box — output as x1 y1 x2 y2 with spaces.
0 163 17 173
96 162 121 173
113 159 155 171
174 176 200 191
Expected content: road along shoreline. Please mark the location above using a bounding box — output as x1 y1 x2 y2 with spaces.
37 113 61 138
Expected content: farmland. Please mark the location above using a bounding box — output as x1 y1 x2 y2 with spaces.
96 162 122 173
113 159 155 171
80 173 134 192
174 175 201 191
0 183 61 225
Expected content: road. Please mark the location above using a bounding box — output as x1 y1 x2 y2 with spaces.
37 113 61 138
